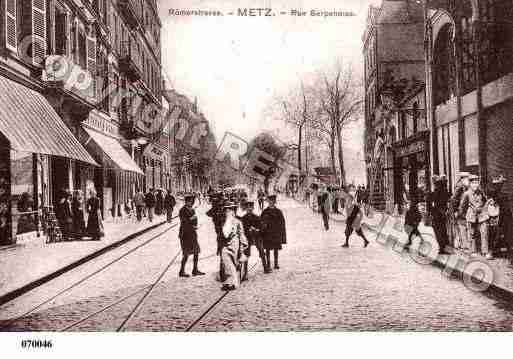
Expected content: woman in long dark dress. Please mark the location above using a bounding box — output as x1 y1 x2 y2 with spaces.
86 189 103 241
72 190 86 240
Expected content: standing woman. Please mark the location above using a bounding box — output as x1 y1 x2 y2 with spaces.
261 195 286 271
72 190 86 240
220 201 248 291
86 189 103 241
61 191 74 241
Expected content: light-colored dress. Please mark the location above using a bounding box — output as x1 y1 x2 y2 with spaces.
221 217 249 288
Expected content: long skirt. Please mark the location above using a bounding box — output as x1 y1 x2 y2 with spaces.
221 246 240 288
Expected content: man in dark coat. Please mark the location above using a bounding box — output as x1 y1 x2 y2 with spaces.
238 201 268 277
206 194 227 281
450 172 470 249
144 189 156 222
178 195 204 277
164 190 176 223
260 195 286 271
427 175 451 254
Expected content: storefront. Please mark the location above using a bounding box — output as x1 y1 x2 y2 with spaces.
80 111 144 220
392 131 430 213
0 76 98 245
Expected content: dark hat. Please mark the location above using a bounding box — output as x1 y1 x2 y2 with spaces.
267 195 277 202
184 194 195 202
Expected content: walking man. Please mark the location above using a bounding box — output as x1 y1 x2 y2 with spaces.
164 190 176 223
320 186 331 231
206 194 227 281
340 185 369 248
260 195 287 271
257 188 265 212
427 175 450 254
178 195 205 277
145 188 156 222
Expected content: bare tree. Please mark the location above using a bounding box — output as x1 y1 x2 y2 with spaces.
315 63 363 186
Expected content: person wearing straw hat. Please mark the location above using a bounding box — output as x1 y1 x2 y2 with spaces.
449 172 471 250
220 201 248 291
178 194 204 277
459 174 490 258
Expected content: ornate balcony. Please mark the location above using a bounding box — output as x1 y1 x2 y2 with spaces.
119 40 143 82
118 0 141 29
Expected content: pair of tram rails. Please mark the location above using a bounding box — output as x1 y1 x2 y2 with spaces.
0 216 259 332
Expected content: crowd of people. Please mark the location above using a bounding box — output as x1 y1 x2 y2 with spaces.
424 172 513 259
178 188 287 292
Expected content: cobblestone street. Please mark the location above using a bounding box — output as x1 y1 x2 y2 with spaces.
2 199 513 331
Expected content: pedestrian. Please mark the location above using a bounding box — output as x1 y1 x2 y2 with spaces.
260 195 286 271
86 188 103 241
449 172 470 250
164 190 176 223
206 194 227 281
178 195 204 277
257 188 265 212
238 201 268 277
219 201 248 291
340 185 369 248
133 188 145 221
404 190 422 248
459 175 490 258
145 188 156 222
486 176 513 260
427 175 450 254
320 186 331 231
61 191 73 241
72 190 85 240
155 189 164 216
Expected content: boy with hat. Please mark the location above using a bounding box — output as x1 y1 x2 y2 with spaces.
238 201 268 277
260 195 286 271
459 175 490 258
178 195 204 277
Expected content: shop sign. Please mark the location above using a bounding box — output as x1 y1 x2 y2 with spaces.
396 140 425 158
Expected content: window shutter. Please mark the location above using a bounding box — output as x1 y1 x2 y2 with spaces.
86 36 97 97
5 0 17 51
32 0 46 65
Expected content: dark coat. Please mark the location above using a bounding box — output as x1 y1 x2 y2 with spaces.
260 206 286 250
86 197 102 238
405 205 422 228
178 205 200 255
239 212 262 245
164 194 176 209
72 198 85 236
145 192 156 208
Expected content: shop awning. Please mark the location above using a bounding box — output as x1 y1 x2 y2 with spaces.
0 75 97 166
83 127 144 175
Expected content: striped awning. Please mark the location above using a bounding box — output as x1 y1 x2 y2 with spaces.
0 75 97 166
83 127 143 175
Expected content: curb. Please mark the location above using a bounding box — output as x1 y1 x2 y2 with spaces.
0 219 169 307
295 198 513 304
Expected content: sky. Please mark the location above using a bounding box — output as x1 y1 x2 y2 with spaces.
157 0 382 181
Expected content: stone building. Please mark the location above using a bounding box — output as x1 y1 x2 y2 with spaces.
362 0 425 210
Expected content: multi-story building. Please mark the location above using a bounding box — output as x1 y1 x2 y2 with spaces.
0 0 163 245
362 0 425 211
425 0 513 199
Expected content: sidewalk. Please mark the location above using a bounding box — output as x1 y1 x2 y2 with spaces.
301 197 513 300
0 213 171 305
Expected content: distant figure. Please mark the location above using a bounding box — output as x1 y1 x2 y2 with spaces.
178 195 204 277
155 189 164 216
257 188 265 211
145 189 156 222
340 185 369 248
61 191 73 241
133 189 145 222
164 190 176 223
86 189 103 241
72 190 85 240
261 195 287 271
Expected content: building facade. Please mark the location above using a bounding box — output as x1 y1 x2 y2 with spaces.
0 0 163 245
425 0 513 200
362 0 425 211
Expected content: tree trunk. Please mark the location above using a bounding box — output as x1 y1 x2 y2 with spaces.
330 134 336 178
298 123 303 172
336 124 346 186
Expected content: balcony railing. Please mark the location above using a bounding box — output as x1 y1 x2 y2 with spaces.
118 0 142 29
119 40 142 82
